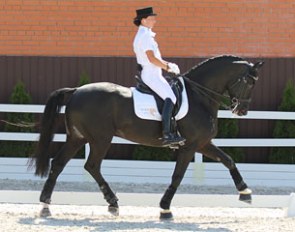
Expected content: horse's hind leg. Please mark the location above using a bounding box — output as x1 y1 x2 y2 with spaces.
84 141 119 216
39 137 85 217
200 143 252 203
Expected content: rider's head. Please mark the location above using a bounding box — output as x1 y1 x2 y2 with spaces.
133 7 157 28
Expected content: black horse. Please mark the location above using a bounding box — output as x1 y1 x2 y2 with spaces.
30 55 263 219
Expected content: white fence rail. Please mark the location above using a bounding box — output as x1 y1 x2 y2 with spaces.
0 104 294 187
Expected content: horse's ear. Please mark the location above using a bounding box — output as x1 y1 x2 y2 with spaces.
253 61 264 70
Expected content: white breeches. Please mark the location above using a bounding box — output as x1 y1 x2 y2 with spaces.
141 66 176 104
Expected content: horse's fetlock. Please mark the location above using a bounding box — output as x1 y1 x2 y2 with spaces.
40 195 51 204
236 181 248 191
160 199 170 210
108 196 119 206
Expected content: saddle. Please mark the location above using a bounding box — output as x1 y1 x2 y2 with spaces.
135 75 184 117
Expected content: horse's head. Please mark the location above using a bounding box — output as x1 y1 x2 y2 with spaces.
228 61 264 116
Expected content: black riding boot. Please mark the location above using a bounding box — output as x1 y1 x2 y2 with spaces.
161 98 186 147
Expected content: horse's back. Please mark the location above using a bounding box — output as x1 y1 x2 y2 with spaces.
77 82 131 97
64 82 134 135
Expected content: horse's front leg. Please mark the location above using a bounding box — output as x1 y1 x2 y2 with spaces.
160 148 195 220
200 143 252 203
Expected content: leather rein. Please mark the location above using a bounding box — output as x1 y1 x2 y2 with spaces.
182 72 257 111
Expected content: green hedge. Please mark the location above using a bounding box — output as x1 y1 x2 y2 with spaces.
0 81 35 157
269 80 295 164
132 145 174 161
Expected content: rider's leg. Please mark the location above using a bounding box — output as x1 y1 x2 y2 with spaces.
141 68 185 146
161 98 186 146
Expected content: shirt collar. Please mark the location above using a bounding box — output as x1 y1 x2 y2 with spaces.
139 25 156 37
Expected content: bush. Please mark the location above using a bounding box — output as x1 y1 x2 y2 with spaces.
132 145 174 161
213 117 244 163
269 80 295 164
79 71 91 86
0 81 35 157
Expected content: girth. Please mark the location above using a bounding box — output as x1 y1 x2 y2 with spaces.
135 75 183 117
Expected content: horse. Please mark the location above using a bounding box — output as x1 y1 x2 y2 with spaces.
29 55 264 219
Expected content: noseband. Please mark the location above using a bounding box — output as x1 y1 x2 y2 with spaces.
228 73 257 106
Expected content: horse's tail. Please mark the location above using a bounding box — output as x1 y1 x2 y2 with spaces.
29 87 76 177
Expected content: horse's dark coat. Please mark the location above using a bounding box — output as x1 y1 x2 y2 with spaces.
30 55 263 213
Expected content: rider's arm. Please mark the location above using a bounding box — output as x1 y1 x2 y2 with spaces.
146 50 168 71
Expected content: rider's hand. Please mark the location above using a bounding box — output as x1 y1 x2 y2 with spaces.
167 63 180 75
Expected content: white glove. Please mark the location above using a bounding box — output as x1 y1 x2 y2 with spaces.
167 62 180 75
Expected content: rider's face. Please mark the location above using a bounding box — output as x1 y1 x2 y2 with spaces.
141 16 156 29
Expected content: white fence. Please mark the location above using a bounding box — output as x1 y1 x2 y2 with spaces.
0 104 295 187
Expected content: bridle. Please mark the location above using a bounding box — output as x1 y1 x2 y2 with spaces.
182 72 258 111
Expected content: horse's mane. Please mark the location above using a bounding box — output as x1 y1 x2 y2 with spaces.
184 55 244 78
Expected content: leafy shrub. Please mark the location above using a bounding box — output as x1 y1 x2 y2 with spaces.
0 81 35 157
132 145 174 161
79 71 91 86
214 118 244 163
269 80 295 164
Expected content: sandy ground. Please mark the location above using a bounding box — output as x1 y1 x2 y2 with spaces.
0 179 295 231
0 204 294 232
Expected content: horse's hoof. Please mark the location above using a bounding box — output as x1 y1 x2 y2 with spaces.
108 206 119 216
239 193 252 204
160 210 173 220
40 207 51 217
239 188 252 204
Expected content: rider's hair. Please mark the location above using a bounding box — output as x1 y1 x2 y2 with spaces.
133 16 148 27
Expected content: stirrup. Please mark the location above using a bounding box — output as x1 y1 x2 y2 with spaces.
161 134 186 147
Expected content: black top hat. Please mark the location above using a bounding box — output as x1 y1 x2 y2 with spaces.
135 7 157 20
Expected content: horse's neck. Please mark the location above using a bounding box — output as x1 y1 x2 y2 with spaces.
186 80 220 116
197 75 228 94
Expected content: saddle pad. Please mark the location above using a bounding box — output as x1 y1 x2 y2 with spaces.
131 77 189 121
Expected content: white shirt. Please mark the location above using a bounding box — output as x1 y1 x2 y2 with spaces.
133 25 177 104
133 25 163 67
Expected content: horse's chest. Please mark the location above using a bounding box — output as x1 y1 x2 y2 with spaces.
198 115 217 138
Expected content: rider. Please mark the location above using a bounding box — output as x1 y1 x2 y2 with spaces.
133 7 186 146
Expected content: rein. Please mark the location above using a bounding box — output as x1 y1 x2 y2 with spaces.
182 72 254 111
182 76 233 110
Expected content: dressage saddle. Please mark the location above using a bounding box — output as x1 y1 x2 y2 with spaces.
135 75 184 117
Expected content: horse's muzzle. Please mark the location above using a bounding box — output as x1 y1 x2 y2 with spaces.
231 103 248 116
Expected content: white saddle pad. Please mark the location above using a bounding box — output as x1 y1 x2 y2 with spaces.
131 77 189 121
